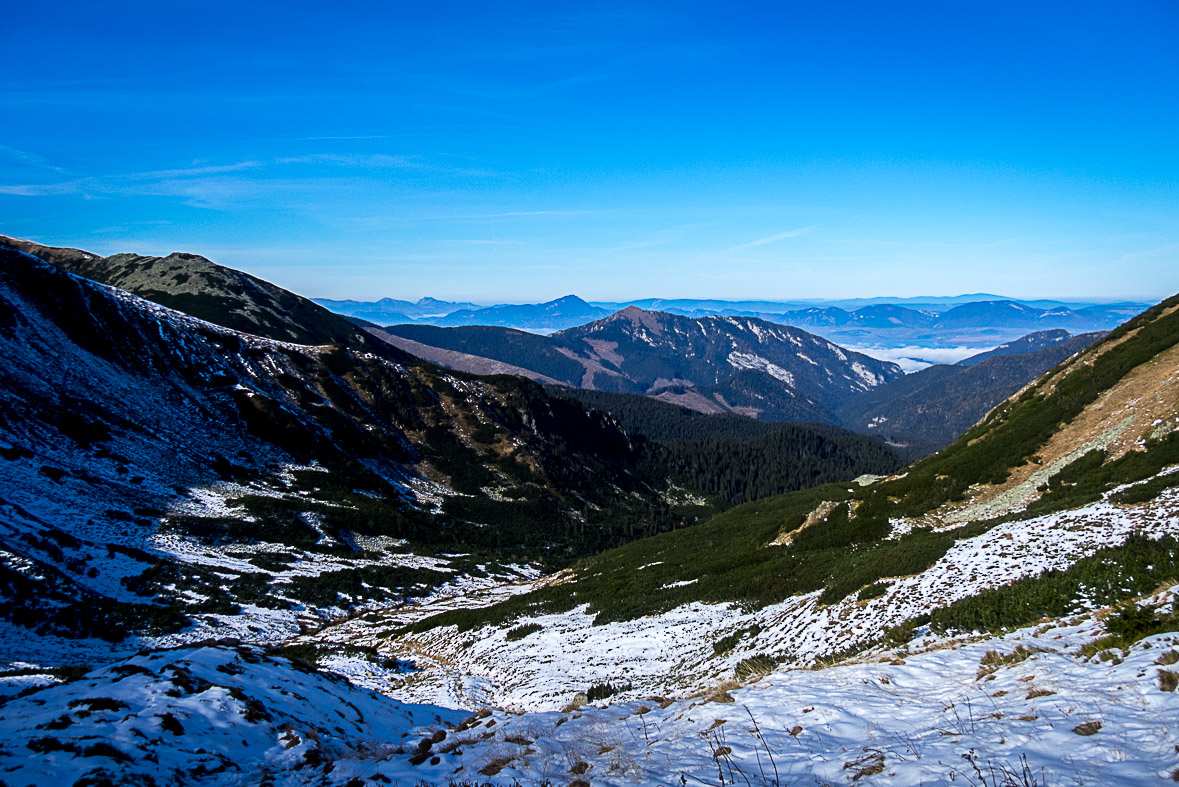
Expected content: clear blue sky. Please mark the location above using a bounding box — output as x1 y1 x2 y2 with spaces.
2 1 1177 303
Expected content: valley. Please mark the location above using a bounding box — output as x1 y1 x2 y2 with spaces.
1 236 1177 785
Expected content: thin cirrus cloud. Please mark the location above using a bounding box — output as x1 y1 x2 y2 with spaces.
0 160 266 199
123 161 265 180
0 153 493 203
727 226 816 252
0 182 85 196
275 153 500 179
0 144 67 174
297 135 388 141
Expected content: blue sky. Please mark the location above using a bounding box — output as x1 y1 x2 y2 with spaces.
2 1 1177 303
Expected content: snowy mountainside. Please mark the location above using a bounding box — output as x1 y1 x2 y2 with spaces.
356 487 1179 710
956 328 1080 365
554 306 900 396
0 643 467 786
380 306 905 423
390 600 1179 786
0 247 693 666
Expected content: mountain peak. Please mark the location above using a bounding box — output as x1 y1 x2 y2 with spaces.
547 294 589 306
604 304 667 334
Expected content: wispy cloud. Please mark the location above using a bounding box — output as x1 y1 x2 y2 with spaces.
124 161 265 180
607 222 714 252
439 239 525 246
0 160 265 203
0 143 67 173
727 225 816 251
340 210 601 227
275 153 497 178
0 152 495 207
493 210 591 217
0 182 84 196
276 153 422 168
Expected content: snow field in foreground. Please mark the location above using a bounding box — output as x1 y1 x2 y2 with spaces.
2 601 1178 786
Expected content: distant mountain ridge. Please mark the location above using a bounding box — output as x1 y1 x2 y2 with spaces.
956 328 1078 365
377 308 905 422
434 294 611 330
316 291 1149 340
312 296 480 324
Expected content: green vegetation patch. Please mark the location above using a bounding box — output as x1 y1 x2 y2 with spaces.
280 564 453 609
857 581 891 601
394 298 1179 639
505 623 543 641
586 682 631 702
552 387 905 507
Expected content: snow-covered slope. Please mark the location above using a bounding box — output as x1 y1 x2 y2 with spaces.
0 246 685 668
396 605 1179 786
0 643 466 786
380 306 906 422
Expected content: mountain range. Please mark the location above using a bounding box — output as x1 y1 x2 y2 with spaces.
373 316 1113 456
2 234 1177 785
311 296 481 324
316 291 1148 343
380 287 1179 711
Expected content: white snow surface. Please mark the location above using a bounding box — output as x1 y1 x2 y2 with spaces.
385 487 1179 712
0 643 466 786
726 352 795 387
3 606 1178 785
